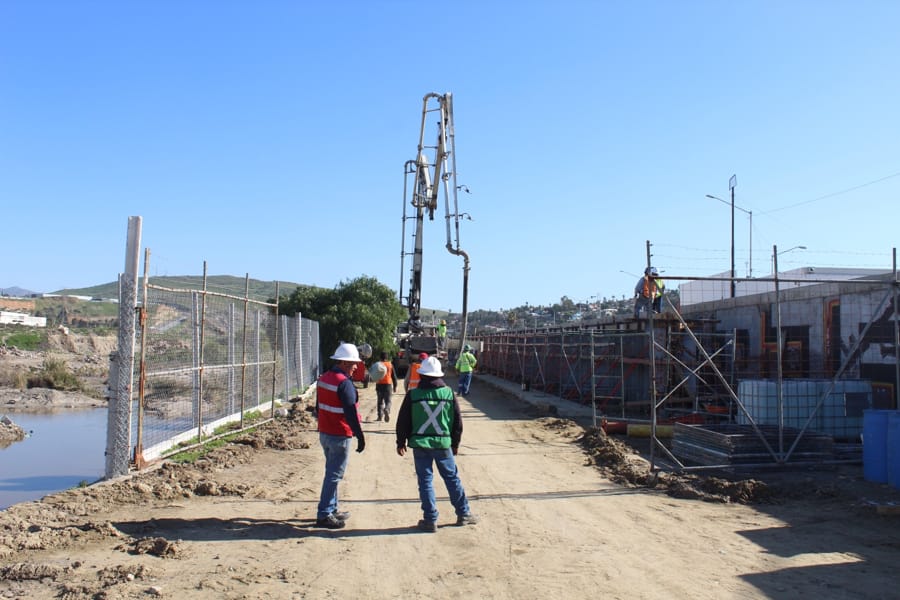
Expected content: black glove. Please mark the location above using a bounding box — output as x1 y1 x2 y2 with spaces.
356 435 366 453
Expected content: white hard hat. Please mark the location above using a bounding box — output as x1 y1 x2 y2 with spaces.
330 342 362 362
417 356 444 377
357 343 373 359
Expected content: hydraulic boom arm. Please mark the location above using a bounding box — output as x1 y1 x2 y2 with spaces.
398 92 471 349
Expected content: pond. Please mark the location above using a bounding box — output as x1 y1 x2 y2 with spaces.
0 409 107 510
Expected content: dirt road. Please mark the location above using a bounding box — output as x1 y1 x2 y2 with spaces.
2 377 899 599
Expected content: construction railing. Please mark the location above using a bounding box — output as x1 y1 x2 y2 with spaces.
477 325 734 427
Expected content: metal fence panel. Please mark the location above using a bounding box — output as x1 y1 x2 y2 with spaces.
120 282 318 465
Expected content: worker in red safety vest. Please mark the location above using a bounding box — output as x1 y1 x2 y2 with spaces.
314 342 366 529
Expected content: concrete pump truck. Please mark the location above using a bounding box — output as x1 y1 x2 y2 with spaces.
394 92 471 377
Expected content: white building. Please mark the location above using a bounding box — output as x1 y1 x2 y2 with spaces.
0 311 47 327
678 268 887 307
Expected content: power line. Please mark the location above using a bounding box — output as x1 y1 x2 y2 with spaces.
761 170 900 215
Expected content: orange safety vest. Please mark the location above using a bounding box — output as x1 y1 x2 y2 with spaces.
316 370 358 437
641 277 659 299
377 361 394 385
408 362 422 390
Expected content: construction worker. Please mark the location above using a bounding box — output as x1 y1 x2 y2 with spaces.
437 319 448 350
455 344 477 396
374 352 398 422
314 342 366 529
652 271 666 313
395 356 478 532
634 267 664 317
405 352 428 392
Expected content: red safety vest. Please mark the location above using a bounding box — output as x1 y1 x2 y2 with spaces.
317 370 357 437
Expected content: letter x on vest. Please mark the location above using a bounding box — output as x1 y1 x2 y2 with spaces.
416 401 447 435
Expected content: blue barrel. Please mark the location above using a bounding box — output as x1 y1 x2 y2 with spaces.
888 412 900 489
863 410 892 483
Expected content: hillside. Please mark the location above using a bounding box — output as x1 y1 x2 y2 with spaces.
54 275 311 303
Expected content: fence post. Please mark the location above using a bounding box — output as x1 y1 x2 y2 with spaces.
106 216 141 479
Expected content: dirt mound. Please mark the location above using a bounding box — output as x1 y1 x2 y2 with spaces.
44 332 116 357
0 332 117 404
572 424 773 504
0 410 321 560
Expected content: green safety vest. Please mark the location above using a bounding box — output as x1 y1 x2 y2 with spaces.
410 386 455 449
456 351 476 373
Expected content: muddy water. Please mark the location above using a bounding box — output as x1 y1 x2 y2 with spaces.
0 410 106 510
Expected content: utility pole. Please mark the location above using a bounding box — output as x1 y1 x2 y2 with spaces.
729 174 737 298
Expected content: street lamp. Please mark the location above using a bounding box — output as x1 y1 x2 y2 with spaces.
706 193 753 279
705 176 739 296
772 245 807 275
706 176 753 294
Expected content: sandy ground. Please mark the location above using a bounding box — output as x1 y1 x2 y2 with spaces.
2 376 900 599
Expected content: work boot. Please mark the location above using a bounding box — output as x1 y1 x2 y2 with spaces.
456 513 479 526
417 520 437 533
332 511 350 521
315 514 345 529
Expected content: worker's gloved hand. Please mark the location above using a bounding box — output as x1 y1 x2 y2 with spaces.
356 436 366 453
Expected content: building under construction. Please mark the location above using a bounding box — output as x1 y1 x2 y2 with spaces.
472 265 900 473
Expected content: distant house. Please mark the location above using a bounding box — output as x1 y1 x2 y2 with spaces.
0 311 47 327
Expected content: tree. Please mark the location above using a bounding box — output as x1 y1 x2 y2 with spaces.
278 276 406 362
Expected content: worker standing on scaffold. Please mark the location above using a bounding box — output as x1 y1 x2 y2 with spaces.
634 267 664 317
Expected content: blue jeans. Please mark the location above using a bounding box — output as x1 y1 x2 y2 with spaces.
317 433 352 519
412 447 470 523
458 371 472 395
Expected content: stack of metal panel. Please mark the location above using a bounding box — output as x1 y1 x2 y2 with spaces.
672 423 834 466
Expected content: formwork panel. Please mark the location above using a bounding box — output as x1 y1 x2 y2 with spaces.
672 423 834 466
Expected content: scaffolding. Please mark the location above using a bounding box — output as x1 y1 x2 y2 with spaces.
475 246 900 474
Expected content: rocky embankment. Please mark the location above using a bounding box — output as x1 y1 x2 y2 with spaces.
0 415 25 448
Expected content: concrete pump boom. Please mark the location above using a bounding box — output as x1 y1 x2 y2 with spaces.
398 92 471 366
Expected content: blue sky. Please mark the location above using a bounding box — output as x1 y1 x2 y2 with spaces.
2 1 899 313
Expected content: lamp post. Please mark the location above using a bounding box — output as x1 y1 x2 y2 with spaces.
772 245 807 275
706 192 753 279
706 174 741 297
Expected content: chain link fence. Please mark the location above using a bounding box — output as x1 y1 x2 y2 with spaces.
109 277 319 470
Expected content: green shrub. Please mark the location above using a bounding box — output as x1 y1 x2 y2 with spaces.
0 365 28 389
27 358 84 392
